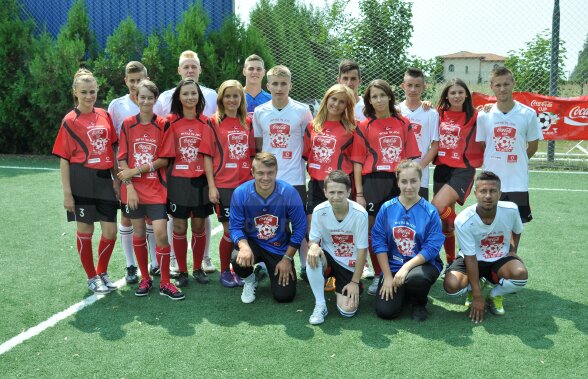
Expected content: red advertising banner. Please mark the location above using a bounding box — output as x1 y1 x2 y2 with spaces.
472 92 588 140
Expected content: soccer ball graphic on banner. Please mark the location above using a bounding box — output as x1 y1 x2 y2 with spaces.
537 112 559 131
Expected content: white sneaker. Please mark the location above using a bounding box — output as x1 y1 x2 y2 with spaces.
202 256 217 273
87 275 109 294
98 272 117 291
367 276 380 296
309 303 328 325
362 264 374 279
241 279 258 304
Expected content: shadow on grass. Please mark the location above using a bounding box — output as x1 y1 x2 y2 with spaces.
68 277 587 350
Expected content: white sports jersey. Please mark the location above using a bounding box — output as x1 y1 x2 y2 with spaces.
253 98 313 185
108 94 138 136
455 201 523 262
399 101 440 188
476 101 542 192
309 199 369 271
154 84 217 118
355 97 366 122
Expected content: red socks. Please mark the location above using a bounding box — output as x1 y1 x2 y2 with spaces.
156 245 171 285
96 236 116 274
440 207 457 264
133 236 150 281
219 232 234 272
76 232 96 279
173 232 188 273
191 231 206 271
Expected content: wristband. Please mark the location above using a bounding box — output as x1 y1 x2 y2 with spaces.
123 179 132 186
137 165 143 175
149 162 155 172
282 254 293 262
351 280 360 285
356 194 364 197
356 192 364 195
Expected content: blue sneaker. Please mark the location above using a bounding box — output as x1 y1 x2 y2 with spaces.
220 270 238 288
233 273 244 287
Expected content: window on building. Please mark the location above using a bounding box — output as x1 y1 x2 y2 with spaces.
448 64 454 72
465 65 469 74
494 64 500 69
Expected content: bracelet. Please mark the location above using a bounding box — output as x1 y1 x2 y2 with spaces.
149 162 155 172
137 165 143 175
123 179 132 186
356 192 364 195
356 194 364 197
351 280 360 285
282 254 293 262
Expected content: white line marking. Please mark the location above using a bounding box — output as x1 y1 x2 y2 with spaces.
529 187 588 192
0 165 59 171
0 227 224 355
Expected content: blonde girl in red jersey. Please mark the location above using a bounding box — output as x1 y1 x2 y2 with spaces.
207 80 256 288
351 79 421 295
117 80 185 300
52 69 119 294
160 78 214 288
432 78 484 272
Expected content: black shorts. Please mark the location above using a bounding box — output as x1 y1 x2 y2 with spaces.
122 203 168 221
500 192 532 223
418 186 429 201
67 196 118 224
306 179 326 215
447 255 523 284
433 165 475 206
323 250 364 295
215 188 235 222
294 184 307 206
167 175 213 219
67 164 117 224
363 172 399 216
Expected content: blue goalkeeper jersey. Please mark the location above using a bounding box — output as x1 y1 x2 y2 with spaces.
229 179 307 255
371 197 444 273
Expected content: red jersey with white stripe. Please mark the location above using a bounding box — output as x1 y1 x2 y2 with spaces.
303 120 354 180
52 107 117 170
118 114 169 204
160 114 213 178
208 116 255 189
351 116 421 175
435 110 483 168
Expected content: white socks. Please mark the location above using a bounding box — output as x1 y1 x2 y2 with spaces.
490 278 527 297
146 223 158 267
307 260 326 306
119 224 136 267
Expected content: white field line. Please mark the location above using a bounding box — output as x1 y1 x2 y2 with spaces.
0 226 224 356
0 165 59 171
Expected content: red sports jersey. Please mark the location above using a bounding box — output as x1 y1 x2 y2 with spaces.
208 116 255 189
52 108 117 170
160 114 213 178
303 120 354 180
434 110 483 168
118 114 169 204
351 116 421 175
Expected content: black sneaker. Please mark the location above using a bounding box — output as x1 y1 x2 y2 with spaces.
411 305 429 322
254 265 268 282
192 269 210 284
149 263 161 277
160 282 185 300
135 278 152 297
175 272 189 288
300 266 308 283
125 265 138 284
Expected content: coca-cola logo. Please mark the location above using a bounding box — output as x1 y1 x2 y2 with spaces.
495 127 512 134
569 106 588 118
530 100 553 108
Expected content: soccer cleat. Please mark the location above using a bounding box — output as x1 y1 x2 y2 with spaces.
241 279 258 304
362 264 375 279
148 263 161 277
465 278 488 308
233 273 244 287
367 276 380 296
309 303 328 325
99 272 117 291
254 264 268 282
220 270 238 288
159 282 185 300
324 276 336 292
486 295 505 316
192 269 210 284
87 275 110 294
135 278 153 297
411 305 429 321
300 266 308 283
169 255 180 279
175 272 190 288
125 265 138 284
202 256 217 273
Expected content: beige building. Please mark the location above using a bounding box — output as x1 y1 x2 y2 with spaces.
440 51 506 84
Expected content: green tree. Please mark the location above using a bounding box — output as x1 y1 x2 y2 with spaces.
142 31 166 89
93 17 145 104
571 33 588 83
60 0 98 61
0 0 35 153
505 29 567 95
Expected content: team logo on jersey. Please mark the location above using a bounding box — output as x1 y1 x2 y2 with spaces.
480 234 505 259
410 122 423 141
493 126 516 153
332 234 354 257
254 214 279 240
179 136 201 163
269 123 291 148
379 135 402 163
133 142 156 167
87 127 109 155
312 135 336 164
393 226 416 256
439 121 460 150
228 132 249 160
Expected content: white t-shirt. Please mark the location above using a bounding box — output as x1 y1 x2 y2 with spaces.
253 98 313 185
399 101 440 188
476 101 542 192
154 84 217 118
107 94 139 136
455 201 523 263
309 199 369 271
355 97 366 122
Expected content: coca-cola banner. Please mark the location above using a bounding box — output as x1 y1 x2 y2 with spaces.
472 92 588 140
